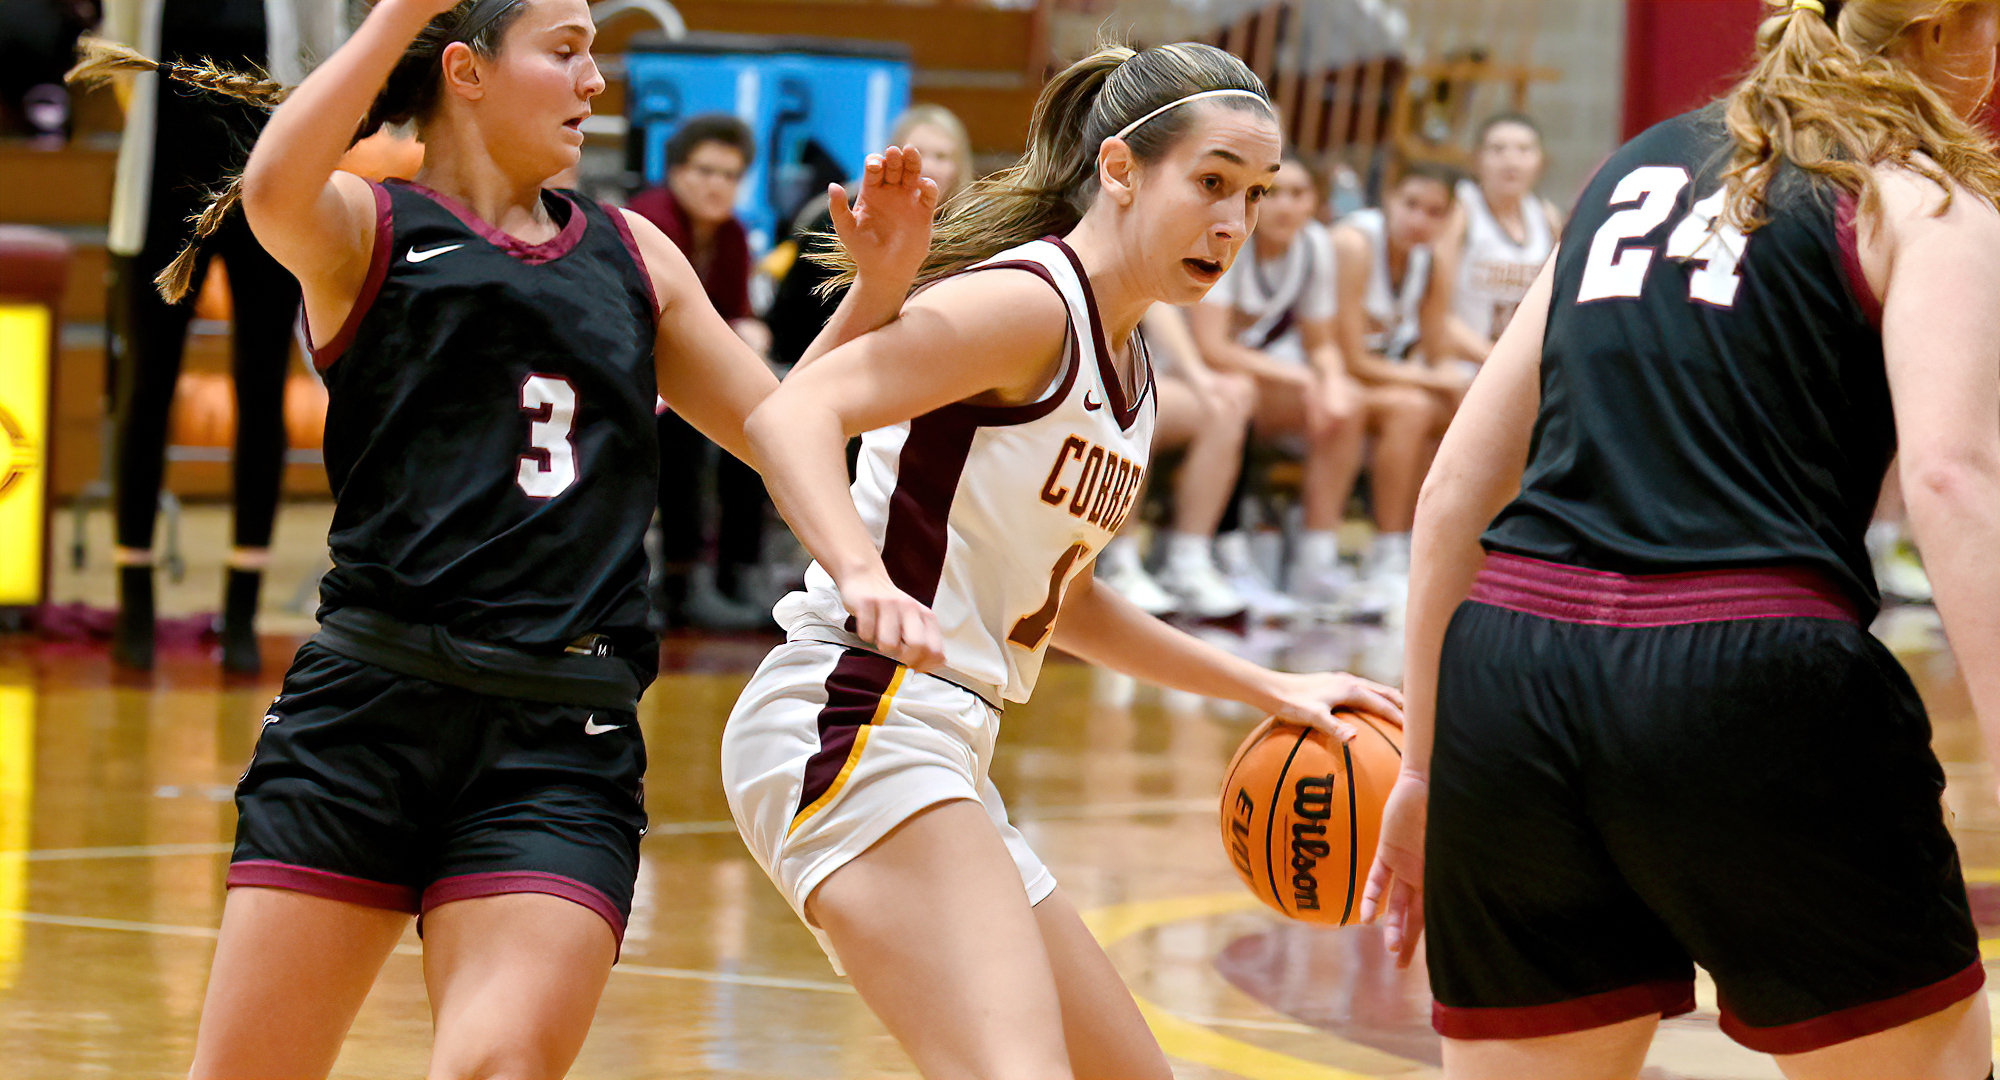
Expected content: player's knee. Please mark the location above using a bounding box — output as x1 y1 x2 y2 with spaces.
1380 388 1432 432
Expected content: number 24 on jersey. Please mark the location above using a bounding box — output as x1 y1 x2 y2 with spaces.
1576 165 1751 308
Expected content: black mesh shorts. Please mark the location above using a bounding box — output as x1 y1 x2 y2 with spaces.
1425 554 1981 1054
229 641 648 944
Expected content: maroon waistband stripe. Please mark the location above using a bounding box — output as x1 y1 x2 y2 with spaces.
1468 553 1859 628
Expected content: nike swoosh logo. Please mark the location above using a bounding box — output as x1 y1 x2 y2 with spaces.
1082 392 1103 411
407 243 464 263
583 715 623 735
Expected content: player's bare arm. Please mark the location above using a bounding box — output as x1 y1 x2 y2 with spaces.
1359 252 1553 966
1871 166 2000 791
745 269 1069 670
240 0 458 336
634 142 935 465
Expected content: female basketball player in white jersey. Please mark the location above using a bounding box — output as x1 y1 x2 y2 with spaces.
123 1 937 1075
726 43 1405 1079
1437 113 1563 359
1190 153 1437 610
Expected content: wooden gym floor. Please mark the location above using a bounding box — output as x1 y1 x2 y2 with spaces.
2 504 1996 1079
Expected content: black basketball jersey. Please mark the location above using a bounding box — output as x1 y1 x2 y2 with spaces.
310 179 660 654
1484 105 1892 616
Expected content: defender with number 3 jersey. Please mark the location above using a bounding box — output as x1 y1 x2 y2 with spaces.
313 178 660 654
233 176 662 947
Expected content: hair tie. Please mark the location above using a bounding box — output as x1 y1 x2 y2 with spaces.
1791 0 1825 16
1112 88 1270 141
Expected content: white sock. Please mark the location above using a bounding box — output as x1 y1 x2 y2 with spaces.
1296 530 1339 576
1866 520 1900 560
1166 532 1212 571
1214 531 1251 574
1101 535 1142 574
1372 531 1412 574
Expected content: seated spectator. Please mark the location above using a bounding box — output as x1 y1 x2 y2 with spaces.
628 114 773 629
1095 304 1258 620
1435 112 1562 361
1190 155 1432 616
1330 161 1465 605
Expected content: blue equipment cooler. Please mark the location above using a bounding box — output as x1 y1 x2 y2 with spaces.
624 32 913 252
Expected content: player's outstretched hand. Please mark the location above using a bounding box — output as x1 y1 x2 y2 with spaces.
1359 770 1427 968
1266 671 1404 742
829 144 939 288
838 568 945 673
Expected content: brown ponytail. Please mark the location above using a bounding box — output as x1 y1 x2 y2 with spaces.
816 41 1272 292
65 0 530 301
1721 0 2000 230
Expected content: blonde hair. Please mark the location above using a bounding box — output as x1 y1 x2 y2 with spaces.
64 0 530 302
818 42 1272 291
1721 0 2000 229
891 103 974 202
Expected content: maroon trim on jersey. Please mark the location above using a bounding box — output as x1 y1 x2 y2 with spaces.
880 409 982 606
793 648 903 823
1834 191 1882 329
422 871 627 947
1468 552 1860 627
1433 979 1695 1040
928 258 1081 426
1719 961 1983 1054
607 207 660 316
227 859 420 912
393 179 587 265
307 180 395 372
1048 235 1149 431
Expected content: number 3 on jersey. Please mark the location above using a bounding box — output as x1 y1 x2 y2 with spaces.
1576 165 1749 308
518 374 578 498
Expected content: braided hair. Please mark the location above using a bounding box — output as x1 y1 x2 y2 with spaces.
64 0 531 301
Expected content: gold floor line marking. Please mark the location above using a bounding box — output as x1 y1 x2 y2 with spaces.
1081 892 1388 1080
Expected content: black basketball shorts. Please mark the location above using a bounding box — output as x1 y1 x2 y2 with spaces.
229 641 648 945
1426 553 1981 1054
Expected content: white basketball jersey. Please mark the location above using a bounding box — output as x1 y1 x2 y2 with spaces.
1344 208 1429 360
776 238 1157 704
1452 178 1555 341
1201 220 1337 366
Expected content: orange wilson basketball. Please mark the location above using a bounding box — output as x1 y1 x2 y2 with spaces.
1220 712 1404 925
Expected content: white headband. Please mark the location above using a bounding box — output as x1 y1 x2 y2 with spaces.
1112 88 1271 141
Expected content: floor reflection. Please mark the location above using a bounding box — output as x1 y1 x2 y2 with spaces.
0 605 1989 1080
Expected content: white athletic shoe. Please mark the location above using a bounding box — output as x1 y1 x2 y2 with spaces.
1214 532 1303 620
1159 553 1249 619
1097 540 1178 616
1875 546 1934 604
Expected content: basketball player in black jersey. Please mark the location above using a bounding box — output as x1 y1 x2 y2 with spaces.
1361 0 2000 1076
122 1 939 1076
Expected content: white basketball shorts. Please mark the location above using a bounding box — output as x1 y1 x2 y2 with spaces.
720 639 1056 974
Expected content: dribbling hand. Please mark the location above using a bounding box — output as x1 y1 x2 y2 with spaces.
1265 671 1405 743
837 568 946 673
1359 770 1427 968
829 145 940 287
